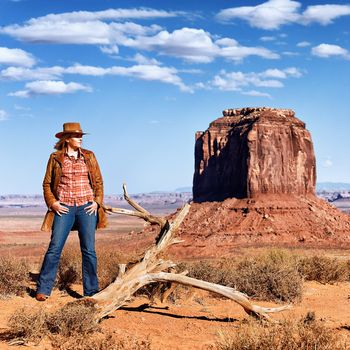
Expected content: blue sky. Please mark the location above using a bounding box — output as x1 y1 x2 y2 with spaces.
0 0 349 194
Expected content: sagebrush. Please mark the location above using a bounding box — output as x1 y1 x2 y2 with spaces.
57 245 135 291
217 313 347 350
180 250 303 302
297 255 349 284
0 255 30 298
1 301 152 349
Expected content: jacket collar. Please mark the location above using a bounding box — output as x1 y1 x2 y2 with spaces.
53 148 88 165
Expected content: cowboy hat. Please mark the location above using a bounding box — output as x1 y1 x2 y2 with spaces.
55 122 88 138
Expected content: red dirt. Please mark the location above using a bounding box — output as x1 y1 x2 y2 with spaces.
0 280 350 350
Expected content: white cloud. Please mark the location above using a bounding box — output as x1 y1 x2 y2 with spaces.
0 109 8 121
130 53 161 65
125 28 278 63
29 8 179 23
65 65 108 76
216 0 301 30
242 90 272 98
64 63 191 92
297 41 311 47
100 45 119 55
0 47 35 67
216 36 279 61
260 36 276 41
0 9 173 48
108 64 192 92
0 66 64 80
311 43 350 58
194 82 211 90
9 80 92 98
1 13 278 63
259 67 303 79
216 0 350 30
262 68 287 78
302 4 350 25
127 28 218 63
210 66 302 92
282 51 299 56
212 71 283 91
283 67 303 77
1 18 161 45
3 63 191 92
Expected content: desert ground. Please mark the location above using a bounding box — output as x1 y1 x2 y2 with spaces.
0 202 350 349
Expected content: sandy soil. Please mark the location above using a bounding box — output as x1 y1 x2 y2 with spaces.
0 280 349 350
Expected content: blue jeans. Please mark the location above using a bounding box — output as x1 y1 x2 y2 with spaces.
37 202 98 296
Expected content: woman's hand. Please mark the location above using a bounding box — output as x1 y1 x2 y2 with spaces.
51 201 69 216
85 201 98 216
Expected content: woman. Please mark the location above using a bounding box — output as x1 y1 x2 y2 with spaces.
36 122 107 301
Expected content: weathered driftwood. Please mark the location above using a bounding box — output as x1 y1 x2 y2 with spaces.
94 185 291 321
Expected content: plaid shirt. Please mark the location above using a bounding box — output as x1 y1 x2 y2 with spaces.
57 150 94 206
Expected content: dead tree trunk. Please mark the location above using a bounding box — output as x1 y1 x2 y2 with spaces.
92 184 291 321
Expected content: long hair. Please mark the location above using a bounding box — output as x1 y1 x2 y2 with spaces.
54 134 71 150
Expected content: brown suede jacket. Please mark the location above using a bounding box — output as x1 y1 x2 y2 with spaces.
41 148 108 232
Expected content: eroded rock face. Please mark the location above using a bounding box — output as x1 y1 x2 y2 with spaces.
193 107 316 202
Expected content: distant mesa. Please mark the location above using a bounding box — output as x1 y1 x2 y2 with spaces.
193 107 316 202
168 107 350 258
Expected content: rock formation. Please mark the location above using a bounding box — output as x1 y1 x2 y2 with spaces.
167 107 350 257
193 107 316 202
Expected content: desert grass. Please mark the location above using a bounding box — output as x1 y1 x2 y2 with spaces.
1 300 98 344
216 313 347 350
232 250 303 302
297 255 349 284
180 250 303 302
0 255 30 298
178 249 350 303
57 245 136 291
1 299 152 349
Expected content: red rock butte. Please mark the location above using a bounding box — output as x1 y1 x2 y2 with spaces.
193 107 316 202
169 107 350 258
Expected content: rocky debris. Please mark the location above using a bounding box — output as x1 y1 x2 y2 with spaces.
193 107 316 202
167 193 350 258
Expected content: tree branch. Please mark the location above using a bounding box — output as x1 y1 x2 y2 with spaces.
88 184 291 322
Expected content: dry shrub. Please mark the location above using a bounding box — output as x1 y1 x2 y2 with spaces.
96 249 127 289
46 299 99 337
0 255 30 298
2 301 98 344
179 251 302 302
4 307 49 344
57 246 81 290
177 259 235 286
2 302 152 349
51 333 152 350
232 250 302 302
217 313 347 350
297 255 349 284
57 245 133 291
51 333 117 350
